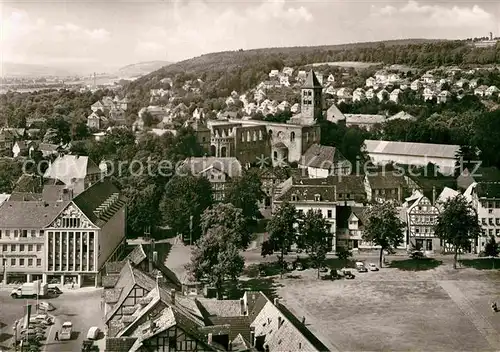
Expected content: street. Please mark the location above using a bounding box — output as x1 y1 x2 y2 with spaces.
0 288 104 352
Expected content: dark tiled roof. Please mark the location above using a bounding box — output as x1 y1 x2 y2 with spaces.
181 157 242 178
477 182 500 198
300 143 346 169
8 192 42 201
367 173 406 189
196 299 242 317
351 207 368 225
106 261 126 275
329 175 366 195
303 70 322 89
278 184 336 202
125 245 147 266
72 178 126 227
210 316 251 341
246 292 268 322
105 337 137 352
0 200 69 228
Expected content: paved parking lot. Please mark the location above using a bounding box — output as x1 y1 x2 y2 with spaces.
0 288 105 351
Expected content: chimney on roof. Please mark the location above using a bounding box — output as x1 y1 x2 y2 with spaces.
250 327 256 347
207 333 213 345
432 186 436 204
240 298 246 316
170 288 176 305
302 316 306 324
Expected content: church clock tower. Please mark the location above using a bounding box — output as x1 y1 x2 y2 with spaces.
301 70 323 123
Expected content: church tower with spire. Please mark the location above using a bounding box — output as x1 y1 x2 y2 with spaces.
300 70 323 123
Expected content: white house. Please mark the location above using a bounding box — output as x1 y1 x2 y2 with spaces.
423 87 436 101
376 89 389 102
422 73 435 84
269 69 279 78
469 79 479 89
474 85 489 97
485 85 500 96
389 89 401 103
299 143 351 178
364 140 460 176
12 141 28 158
365 77 376 87
279 75 290 87
410 80 422 91
353 88 366 102
386 111 416 122
282 67 294 76
455 79 469 88
336 88 353 103
327 74 335 83
437 90 452 104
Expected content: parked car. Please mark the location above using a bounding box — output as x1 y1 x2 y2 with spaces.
409 250 425 259
86 327 100 340
355 262 368 272
48 286 62 295
341 269 355 279
368 263 379 271
37 301 55 311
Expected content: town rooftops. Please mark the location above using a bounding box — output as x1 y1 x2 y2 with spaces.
367 173 407 189
303 70 322 89
364 140 460 159
43 155 101 184
181 157 242 178
0 199 70 228
300 143 347 169
345 114 386 125
387 111 417 122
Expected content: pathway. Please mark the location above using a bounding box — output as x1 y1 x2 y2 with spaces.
439 280 500 350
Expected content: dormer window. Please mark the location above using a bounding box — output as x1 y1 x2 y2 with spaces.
291 194 298 202
278 316 284 328
314 194 321 202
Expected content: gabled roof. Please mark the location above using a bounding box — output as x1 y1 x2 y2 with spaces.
436 187 460 204
345 114 386 125
364 140 459 159
387 111 416 122
302 70 322 89
43 155 100 184
367 173 406 189
0 199 69 228
181 157 242 178
300 143 347 169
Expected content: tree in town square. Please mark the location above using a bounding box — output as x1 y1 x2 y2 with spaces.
201 203 251 249
298 209 331 279
225 169 266 222
161 175 213 244
265 201 298 278
363 201 405 268
434 195 481 269
123 182 162 237
336 245 353 268
188 225 245 300
483 235 499 269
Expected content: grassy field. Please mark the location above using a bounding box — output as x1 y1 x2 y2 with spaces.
274 260 500 351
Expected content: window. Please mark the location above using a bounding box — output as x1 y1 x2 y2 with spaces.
0 230 2 238
2 245 6 251
346 193 351 199
489 229 494 236
482 218 487 225
19 244 25 252
28 258 33 267
489 218 494 225
28 245 33 252
19 258 24 266
327 210 332 218
290 132 295 142
169 337 177 349
37 259 41 267
14 230 18 237
496 218 500 226
496 229 500 236
22 230 27 237
298 209 304 216
5 230 10 237
291 194 298 201
415 228 420 233
11 258 16 266
31 230 36 237
36 244 42 252
314 194 321 202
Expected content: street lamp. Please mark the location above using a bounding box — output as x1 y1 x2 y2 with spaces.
12 319 18 351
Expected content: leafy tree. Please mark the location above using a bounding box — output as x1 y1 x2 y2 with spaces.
161 175 213 244
265 202 298 277
142 111 155 128
0 159 22 193
188 225 245 299
298 209 330 279
336 246 353 267
483 235 498 269
226 169 265 222
72 121 91 140
455 145 478 177
435 195 481 269
45 116 71 144
123 183 162 237
201 203 251 249
363 202 405 267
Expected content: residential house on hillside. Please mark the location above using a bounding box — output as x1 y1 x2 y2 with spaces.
364 140 460 176
87 111 108 130
336 88 353 103
389 89 401 103
469 79 479 89
279 75 290 87
269 69 279 78
365 77 376 87
299 144 351 178
282 67 294 76
421 73 434 84
327 74 335 83
0 129 15 155
474 85 488 97
410 80 422 91
12 141 29 158
365 88 375 100
32 143 62 158
353 88 366 102
455 79 469 88
485 85 500 96
423 87 436 101
437 90 452 104
386 111 416 122
376 89 389 102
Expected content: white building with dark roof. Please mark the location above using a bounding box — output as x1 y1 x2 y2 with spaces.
364 140 460 176
299 143 351 178
0 179 126 287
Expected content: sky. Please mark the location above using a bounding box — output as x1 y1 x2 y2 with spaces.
1 0 499 73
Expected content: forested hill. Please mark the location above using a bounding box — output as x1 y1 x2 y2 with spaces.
125 39 498 96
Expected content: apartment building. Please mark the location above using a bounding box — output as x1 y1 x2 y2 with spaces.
468 182 500 253
0 179 126 287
